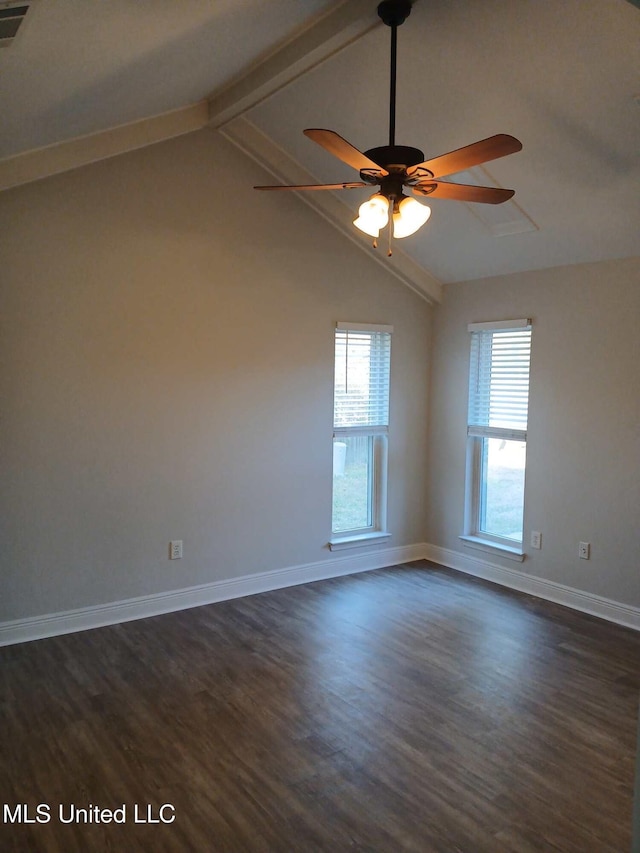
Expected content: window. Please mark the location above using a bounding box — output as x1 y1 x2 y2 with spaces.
330 323 392 548
463 319 532 554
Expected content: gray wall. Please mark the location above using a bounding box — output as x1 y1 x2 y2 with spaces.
427 258 640 607
0 128 432 622
2 124 638 624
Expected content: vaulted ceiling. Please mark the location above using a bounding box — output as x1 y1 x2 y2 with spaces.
1 0 638 296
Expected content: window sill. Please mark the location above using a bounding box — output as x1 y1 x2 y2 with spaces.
329 532 391 552
459 535 525 563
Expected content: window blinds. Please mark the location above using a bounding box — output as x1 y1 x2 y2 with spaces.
334 326 392 431
467 321 531 436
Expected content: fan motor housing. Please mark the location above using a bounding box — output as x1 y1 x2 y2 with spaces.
360 145 425 182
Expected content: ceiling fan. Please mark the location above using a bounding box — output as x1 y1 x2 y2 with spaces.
255 0 522 254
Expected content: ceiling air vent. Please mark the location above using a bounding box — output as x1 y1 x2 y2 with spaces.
0 3 30 48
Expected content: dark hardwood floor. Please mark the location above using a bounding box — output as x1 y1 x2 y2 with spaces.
1 560 639 852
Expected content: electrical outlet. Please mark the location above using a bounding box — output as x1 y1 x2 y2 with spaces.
578 541 590 560
169 540 183 560
530 531 542 549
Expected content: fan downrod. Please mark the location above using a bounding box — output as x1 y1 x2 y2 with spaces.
378 0 412 147
377 0 412 28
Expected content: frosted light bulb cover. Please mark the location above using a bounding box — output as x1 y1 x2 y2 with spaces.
353 216 380 237
393 197 431 238
353 194 389 236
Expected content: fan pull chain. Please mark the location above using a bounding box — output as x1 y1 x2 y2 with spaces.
372 237 378 249
387 218 393 257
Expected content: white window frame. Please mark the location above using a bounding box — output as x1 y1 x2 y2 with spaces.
461 319 532 560
329 322 392 551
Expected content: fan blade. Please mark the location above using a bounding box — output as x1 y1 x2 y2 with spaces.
304 129 388 176
255 181 367 191
413 181 515 203
407 134 522 179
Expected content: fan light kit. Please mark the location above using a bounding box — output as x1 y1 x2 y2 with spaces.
255 0 522 256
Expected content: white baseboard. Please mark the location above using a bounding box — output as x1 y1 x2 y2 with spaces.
0 543 425 647
422 542 640 631
2 541 637 647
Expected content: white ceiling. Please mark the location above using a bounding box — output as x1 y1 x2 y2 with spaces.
1 0 639 287
0 0 337 157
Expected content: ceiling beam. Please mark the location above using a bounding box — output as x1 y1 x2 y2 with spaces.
208 0 388 128
211 0 440 302
222 115 442 304
0 101 208 193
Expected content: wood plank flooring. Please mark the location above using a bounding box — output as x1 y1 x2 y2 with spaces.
1 560 639 852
